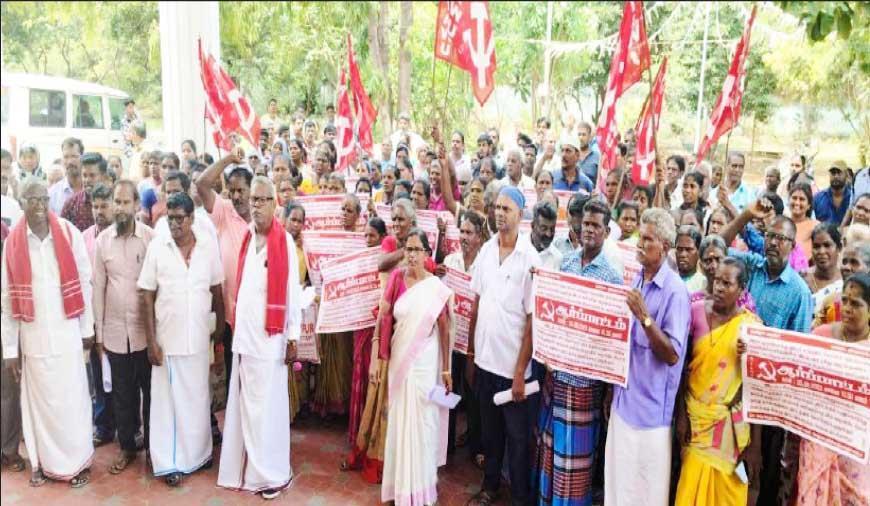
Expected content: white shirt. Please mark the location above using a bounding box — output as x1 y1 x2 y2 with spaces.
1 195 23 227
534 238 563 272
47 177 74 214
232 226 302 360
508 174 536 191
471 232 540 380
444 250 477 275
1 218 94 359
154 207 220 252
137 228 224 356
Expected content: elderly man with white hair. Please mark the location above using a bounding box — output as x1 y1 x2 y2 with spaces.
1 176 95 488
217 176 302 500
504 148 535 191
604 207 690 506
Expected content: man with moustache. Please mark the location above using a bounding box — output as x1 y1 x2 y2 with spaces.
48 138 85 214
62 152 109 232
576 122 601 184
535 199 622 506
717 198 814 504
139 192 224 487
217 176 302 500
528 201 562 271
93 180 155 474
813 160 853 225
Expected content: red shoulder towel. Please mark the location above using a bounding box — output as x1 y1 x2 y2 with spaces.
234 217 289 335
5 212 84 322
378 268 406 361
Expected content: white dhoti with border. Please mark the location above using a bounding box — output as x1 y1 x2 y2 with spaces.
149 352 213 476
20 351 94 480
217 353 292 493
603 410 672 506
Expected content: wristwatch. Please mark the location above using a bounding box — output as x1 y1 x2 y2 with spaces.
642 316 653 328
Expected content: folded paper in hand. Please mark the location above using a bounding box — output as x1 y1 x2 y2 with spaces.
428 386 461 409
493 380 539 406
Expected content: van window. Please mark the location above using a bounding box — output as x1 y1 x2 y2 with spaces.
30 89 66 127
108 98 125 131
73 94 103 129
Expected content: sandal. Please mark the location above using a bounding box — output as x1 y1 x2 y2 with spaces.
466 489 498 506
165 472 183 487
70 469 90 488
109 452 136 475
29 469 46 487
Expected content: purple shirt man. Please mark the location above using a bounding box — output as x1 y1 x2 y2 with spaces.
612 262 690 428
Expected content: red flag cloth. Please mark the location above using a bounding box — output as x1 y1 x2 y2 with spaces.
233 218 289 335
631 57 667 185
347 34 377 153
695 6 756 164
5 213 84 322
595 1 650 187
335 71 357 174
434 1 496 106
198 39 261 151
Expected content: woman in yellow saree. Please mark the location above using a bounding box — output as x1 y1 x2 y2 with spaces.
675 258 763 505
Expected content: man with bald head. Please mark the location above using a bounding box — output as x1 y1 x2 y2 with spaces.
713 152 757 213
466 186 541 506
505 148 535 190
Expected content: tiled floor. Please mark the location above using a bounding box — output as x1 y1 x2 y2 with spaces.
0 413 482 505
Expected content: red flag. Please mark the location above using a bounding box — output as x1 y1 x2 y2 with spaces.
695 6 756 163
335 71 357 174
434 1 496 106
595 1 650 184
631 57 667 185
198 39 261 152
347 34 377 153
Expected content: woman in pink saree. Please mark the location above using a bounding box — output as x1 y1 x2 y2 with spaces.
371 228 454 506
795 273 870 506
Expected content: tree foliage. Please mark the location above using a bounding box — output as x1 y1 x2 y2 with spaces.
1 2 162 116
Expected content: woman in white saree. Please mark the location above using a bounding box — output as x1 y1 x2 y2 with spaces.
373 228 453 506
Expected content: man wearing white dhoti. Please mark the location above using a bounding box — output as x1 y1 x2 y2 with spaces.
138 192 225 487
217 176 302 500
0 176 95 488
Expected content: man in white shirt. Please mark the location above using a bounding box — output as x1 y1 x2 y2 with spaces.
217 176 302 500
528 201 563 271
505 149 535 191
138 192 224 487
152 171 219 247
466 186 540 506
1 177 94 488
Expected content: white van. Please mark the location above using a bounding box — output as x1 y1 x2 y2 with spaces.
1 72 131 164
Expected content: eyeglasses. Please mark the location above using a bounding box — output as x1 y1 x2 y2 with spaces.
250 196 275 207
166 214 189 223
405 246 427 255
23 196 50 207
765 231 794 244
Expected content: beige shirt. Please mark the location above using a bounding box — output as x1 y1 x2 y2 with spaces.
137 228 224 356
93 221 155 354
1 218 94 359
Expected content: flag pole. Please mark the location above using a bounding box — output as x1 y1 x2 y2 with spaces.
442 64 452 133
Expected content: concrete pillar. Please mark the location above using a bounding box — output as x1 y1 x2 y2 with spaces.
158 1 220 156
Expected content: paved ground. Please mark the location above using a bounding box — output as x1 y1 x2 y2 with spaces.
0 413 482 506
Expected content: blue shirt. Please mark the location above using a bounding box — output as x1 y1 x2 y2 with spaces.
578 148 600 183
714 182 758 213
813 186 852 225
612 263 690 429
552 167 594 193
558 249 622 387
728 249 813 332
47 177 74 215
